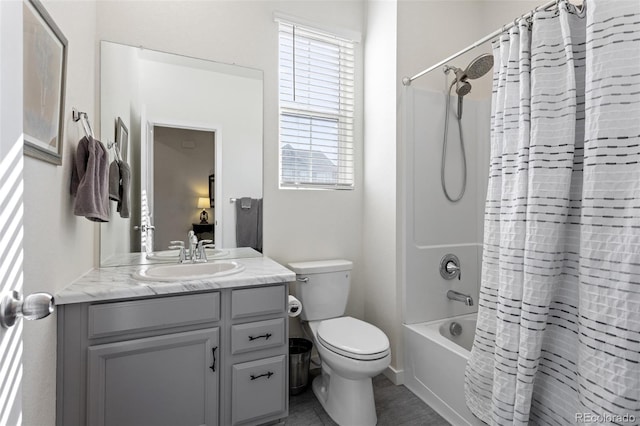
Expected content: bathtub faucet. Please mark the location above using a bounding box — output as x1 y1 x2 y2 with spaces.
447 290 474 306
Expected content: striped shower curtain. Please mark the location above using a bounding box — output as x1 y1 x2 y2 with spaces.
465 0 640 424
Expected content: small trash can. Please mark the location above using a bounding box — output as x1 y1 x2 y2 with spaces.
289 337 313 395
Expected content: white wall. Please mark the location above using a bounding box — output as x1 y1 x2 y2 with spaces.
153 126 214 250
363 0 402 378
22 1 97 425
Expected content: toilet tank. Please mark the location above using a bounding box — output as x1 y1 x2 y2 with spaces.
288 259 353 321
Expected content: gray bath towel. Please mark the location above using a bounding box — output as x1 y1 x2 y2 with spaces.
117 161 131 218
108 160 120 202
70 136 110 222
235 198 262 252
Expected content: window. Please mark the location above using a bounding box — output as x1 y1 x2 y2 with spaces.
278 20 355 189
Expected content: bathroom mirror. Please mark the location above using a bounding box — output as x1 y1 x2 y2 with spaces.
99 41 263 267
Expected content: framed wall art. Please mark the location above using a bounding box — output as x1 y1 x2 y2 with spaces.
23 0 68 165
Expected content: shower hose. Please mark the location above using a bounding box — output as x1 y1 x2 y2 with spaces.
441 86 467 203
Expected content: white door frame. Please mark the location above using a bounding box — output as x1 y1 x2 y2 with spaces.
141 115 223 249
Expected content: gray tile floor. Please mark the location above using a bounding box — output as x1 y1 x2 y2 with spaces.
286 371 450 426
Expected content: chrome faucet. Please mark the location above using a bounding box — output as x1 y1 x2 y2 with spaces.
196 239 214 262
447 290 474 306
168 231 212 263
187 231 198 261
168 240 187 263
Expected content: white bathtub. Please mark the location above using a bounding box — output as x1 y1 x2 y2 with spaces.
403 314 484 426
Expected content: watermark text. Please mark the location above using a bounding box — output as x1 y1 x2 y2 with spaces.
576 413 636 424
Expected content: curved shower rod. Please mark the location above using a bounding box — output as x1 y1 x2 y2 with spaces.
402 0 565 86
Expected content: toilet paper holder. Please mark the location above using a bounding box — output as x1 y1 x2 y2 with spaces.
288 295 302 317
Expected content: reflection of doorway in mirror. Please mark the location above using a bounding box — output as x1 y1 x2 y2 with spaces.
152 126 216 251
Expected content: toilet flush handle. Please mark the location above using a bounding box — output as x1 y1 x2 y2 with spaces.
296 276 309 283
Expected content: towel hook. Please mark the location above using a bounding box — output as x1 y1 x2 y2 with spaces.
72 108 94 139
71 107 85 123
106 140 123 163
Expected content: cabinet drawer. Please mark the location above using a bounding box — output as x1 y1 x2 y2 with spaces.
232 355 286 425
88 292 220 338
231 318 285 355
231 285 285 319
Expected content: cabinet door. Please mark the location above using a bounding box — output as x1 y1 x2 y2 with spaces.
87 328 219 426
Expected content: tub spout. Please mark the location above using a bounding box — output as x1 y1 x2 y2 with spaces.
447 290 473 306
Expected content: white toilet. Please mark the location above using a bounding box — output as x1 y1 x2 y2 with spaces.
288 259 391 426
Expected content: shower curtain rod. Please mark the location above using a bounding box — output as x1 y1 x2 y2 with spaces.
402 0 558 86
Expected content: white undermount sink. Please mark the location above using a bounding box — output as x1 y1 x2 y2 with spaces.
146 248 229 261
133 261 245 282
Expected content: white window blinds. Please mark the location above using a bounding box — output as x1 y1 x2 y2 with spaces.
278 21 355 189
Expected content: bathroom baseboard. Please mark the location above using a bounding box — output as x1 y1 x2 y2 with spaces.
383 365 405 385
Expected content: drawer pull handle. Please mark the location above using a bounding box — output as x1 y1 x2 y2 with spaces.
250 371 274 381
248 333 272 341
210 346 217 372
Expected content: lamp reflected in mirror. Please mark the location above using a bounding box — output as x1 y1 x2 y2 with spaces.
198 197 210 224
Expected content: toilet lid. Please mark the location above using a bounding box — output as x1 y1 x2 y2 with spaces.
317 317 390 360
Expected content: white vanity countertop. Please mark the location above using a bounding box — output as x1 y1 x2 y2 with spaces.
56 254 296 305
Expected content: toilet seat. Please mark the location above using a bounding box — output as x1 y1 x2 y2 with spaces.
317 317 390 361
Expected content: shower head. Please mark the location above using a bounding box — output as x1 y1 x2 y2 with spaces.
444 53 495 93
444 53 494 118
455 78 472 97
463 53 494 80
448 76 471 97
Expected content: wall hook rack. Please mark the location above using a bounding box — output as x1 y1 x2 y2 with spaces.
72 107 122 162
72 107 94 139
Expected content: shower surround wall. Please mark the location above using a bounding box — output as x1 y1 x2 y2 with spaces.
402 87 490 325
396 0 540 328
400 86 491 425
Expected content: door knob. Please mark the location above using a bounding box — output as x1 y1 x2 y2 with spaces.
0 291 54 328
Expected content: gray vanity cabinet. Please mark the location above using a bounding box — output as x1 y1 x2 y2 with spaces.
57 284 289 426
